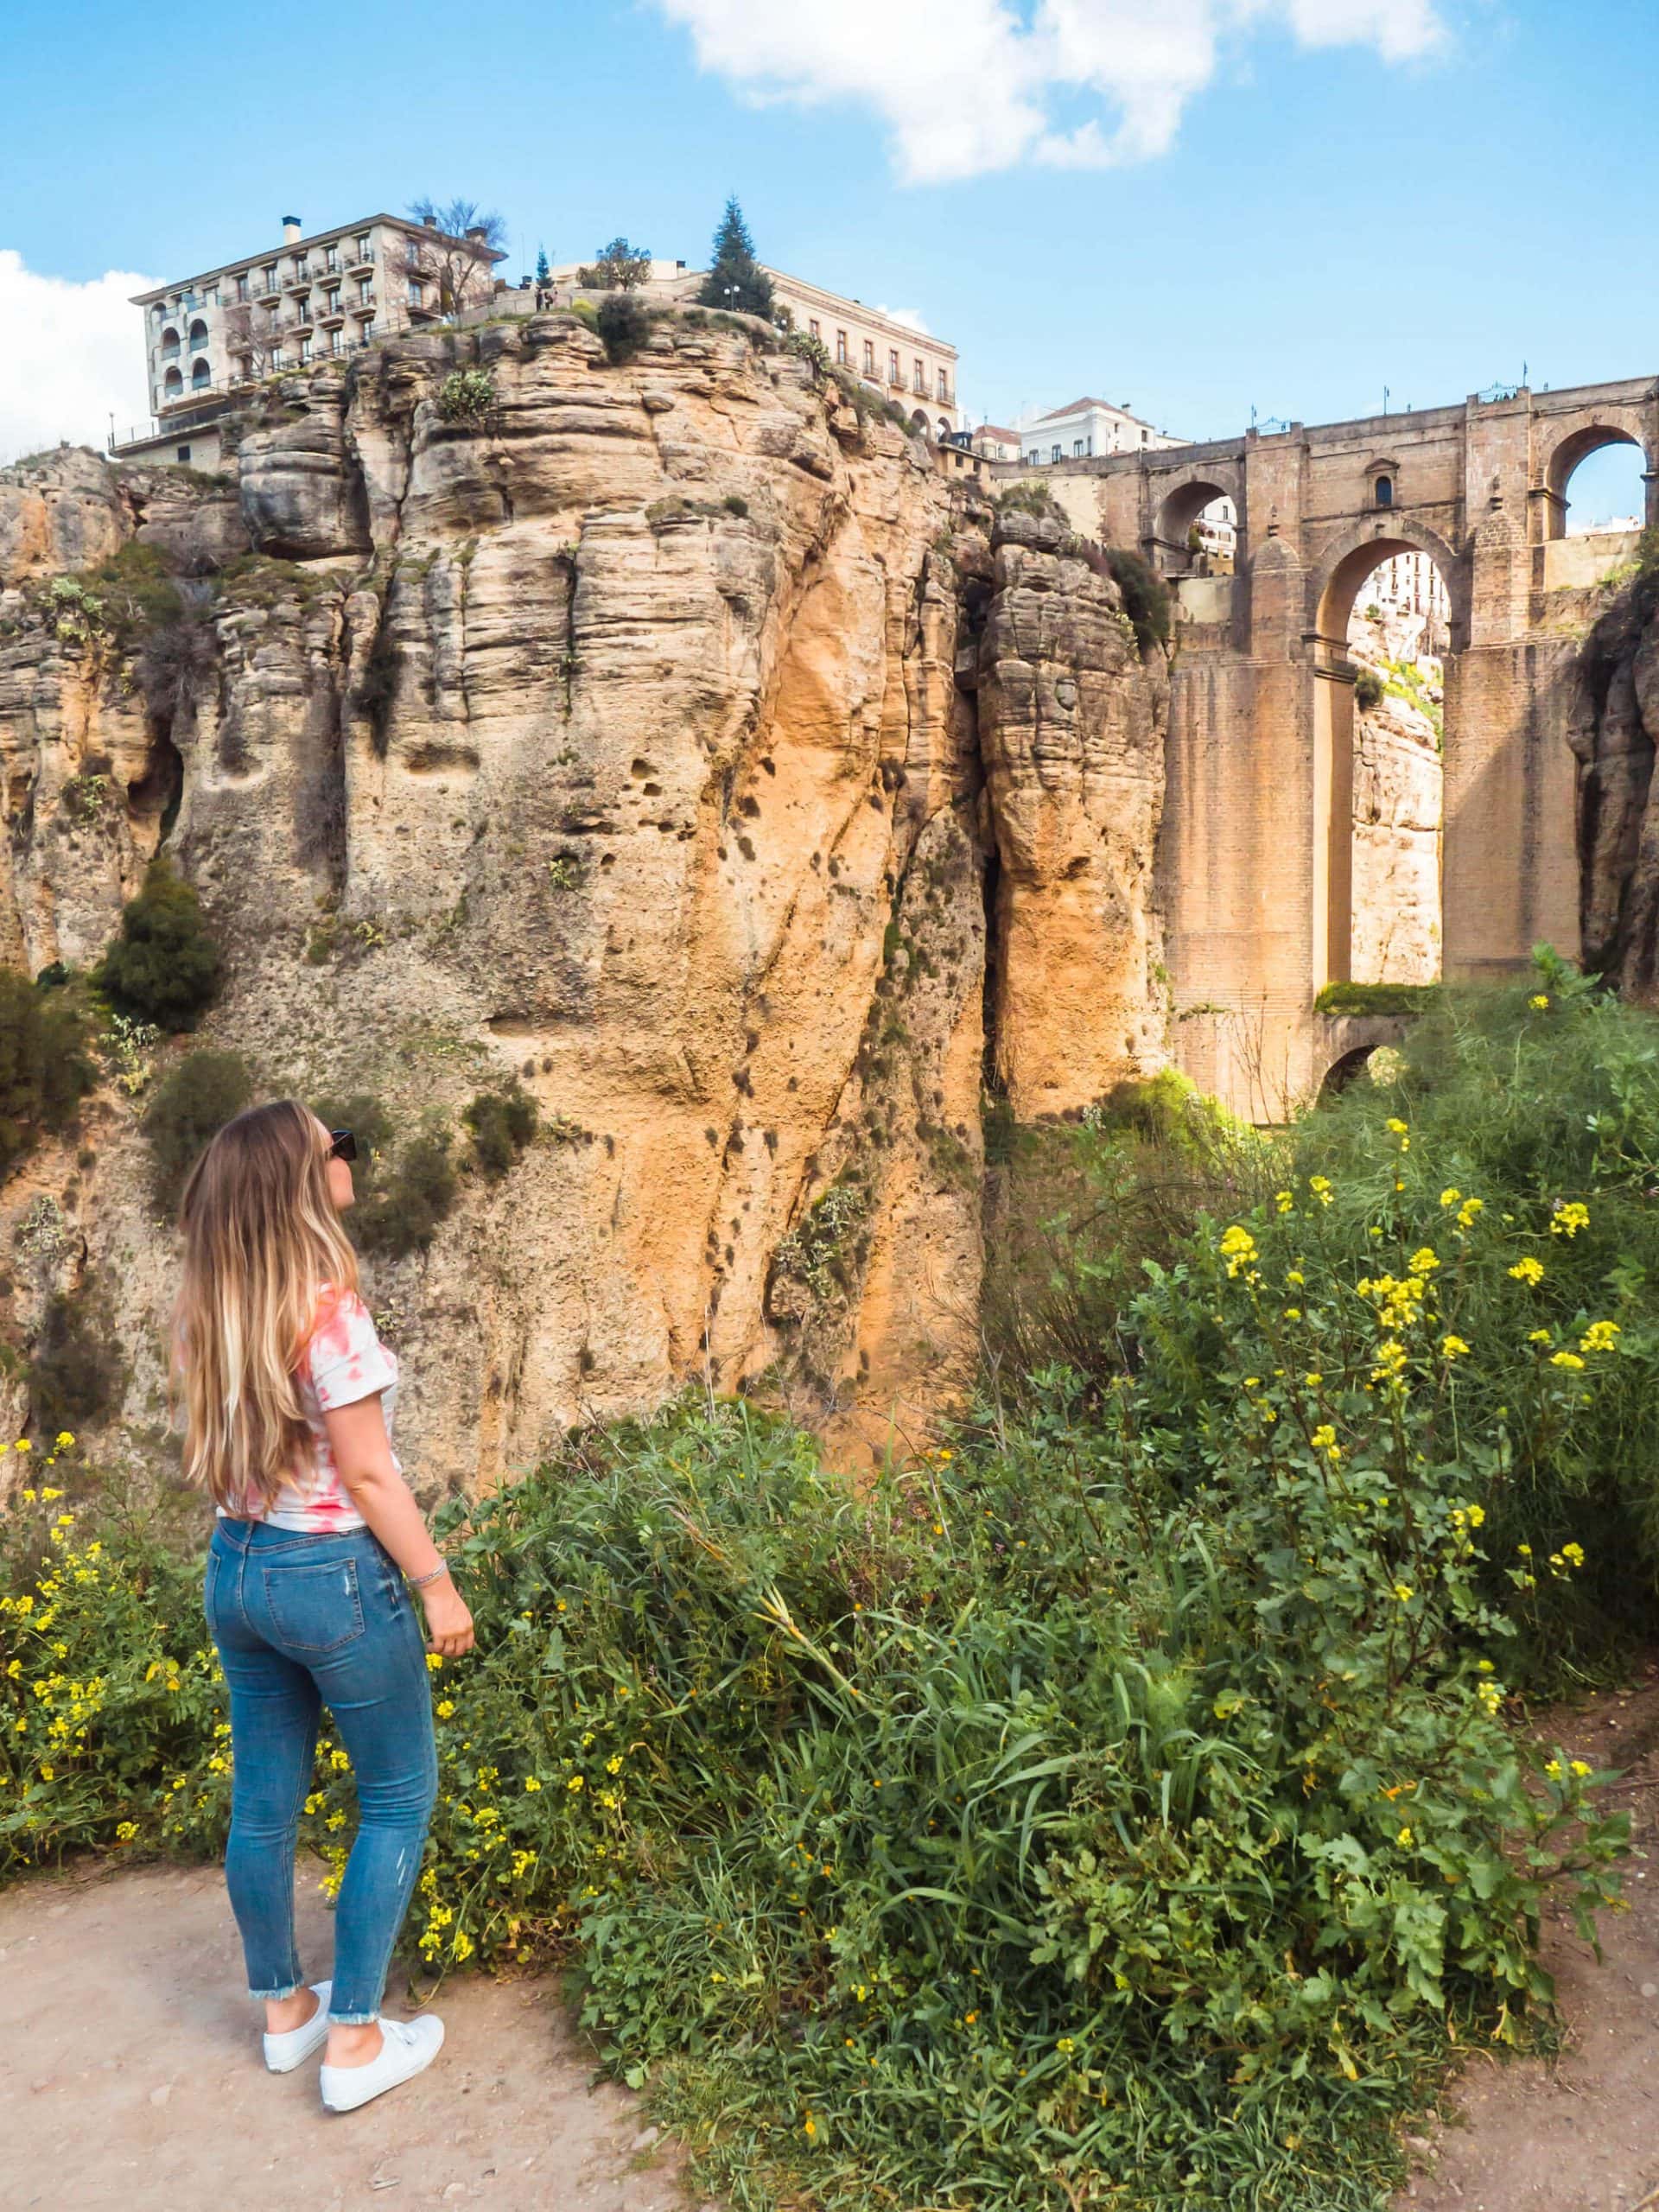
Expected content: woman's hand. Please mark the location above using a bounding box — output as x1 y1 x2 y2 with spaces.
422 1575 475 1658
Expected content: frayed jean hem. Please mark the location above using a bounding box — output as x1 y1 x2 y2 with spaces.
327 2008 380 2026
250 1978 305 2000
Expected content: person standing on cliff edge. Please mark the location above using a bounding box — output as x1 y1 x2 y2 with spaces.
173 1101 474 2113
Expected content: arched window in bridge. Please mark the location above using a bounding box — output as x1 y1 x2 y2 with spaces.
1375 474 1395 508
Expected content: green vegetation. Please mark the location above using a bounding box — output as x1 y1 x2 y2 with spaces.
696 197 774 320
27 1285 125 1435
1097 544 1171 658
1315 980 1441 1018
352 1117 460 1259
993 480 1067 523
0 970 94 1174
577 237 653 290
94 858 221 1031
596 291 652 365
1354 665 1385 710
435 369 497 426
10 957 1659 2209
143 1050 254 1217
463 1084 538 1179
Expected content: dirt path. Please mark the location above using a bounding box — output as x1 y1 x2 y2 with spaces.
0 1860 697 2212
1397 1663 1659 2212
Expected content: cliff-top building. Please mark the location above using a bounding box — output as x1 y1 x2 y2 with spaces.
543 257 965 435
1019 396 1180 466
117 211 505 467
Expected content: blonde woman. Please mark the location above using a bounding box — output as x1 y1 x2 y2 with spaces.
177 1101 474 2113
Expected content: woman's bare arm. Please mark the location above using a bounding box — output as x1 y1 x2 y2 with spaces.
322 1395 474 1656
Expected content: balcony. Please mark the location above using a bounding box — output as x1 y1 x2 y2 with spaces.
318 301 346 327
289 308 314 334
283 268 312 292
346 246 374 272
253 277 280 298
353 289 377 314
322 252 341 274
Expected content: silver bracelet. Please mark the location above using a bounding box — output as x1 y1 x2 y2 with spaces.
409 1560 448 1589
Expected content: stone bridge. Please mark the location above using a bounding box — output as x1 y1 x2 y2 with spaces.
998 377 1659 1117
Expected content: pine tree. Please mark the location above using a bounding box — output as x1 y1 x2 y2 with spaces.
535 246 550 287
696 197 774 319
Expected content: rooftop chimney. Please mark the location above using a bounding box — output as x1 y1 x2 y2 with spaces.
465 224 486 245
424 213 439 230
282 215 302 245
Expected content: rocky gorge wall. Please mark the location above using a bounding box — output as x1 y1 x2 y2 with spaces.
0 311 1168 1487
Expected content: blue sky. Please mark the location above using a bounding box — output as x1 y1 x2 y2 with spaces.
2 0 1653 518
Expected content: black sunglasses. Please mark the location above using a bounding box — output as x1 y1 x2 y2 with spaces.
327 1128 359 1164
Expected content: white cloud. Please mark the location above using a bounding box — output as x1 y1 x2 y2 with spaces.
655 0 1444 181
0 251 156 465
874 303 931 334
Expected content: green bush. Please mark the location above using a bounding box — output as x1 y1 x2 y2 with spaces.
463 1084 538 1179
0 971 94 1173
143 1050 254 1216
596 292 651 365
1354 666 1385 709
1315 979 1441 1017
28 1287 125 1435
435 369 496 425
355 1126 459 1258
1098 544 1172 658
993 480 1066 523
95 859 221 1031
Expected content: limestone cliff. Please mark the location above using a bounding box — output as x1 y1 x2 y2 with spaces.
1345 600 1444 986
0 313 1171 1485
1567 569 1659 992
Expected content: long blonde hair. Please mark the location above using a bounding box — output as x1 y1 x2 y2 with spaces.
175 1099 360 1512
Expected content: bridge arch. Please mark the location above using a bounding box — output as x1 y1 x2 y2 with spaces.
1150 463 1243 576
1541 421 1651 539
1309 519 1462 995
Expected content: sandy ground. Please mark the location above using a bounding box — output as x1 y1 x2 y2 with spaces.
0 1860 700 2212
1397 1662 1659 2212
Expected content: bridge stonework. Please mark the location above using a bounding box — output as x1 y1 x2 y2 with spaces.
997 378 1659 1118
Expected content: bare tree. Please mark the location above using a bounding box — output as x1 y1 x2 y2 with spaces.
404 198 509 319
222 297 283 383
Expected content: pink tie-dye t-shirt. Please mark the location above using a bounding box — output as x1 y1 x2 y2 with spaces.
219 1284 400 1532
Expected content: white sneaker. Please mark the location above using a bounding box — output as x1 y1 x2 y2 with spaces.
320 2015 446 2113
263 1981 333 2073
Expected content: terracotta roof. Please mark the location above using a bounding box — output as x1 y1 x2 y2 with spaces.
977 424 1020 441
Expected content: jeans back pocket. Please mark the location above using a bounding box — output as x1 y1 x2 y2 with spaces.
262 1555 365 1654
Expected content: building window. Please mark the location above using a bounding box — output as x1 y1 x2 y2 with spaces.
358 276 373 303
809 318 820 340
863 340 874 375
1073 439 1084 457
236 273 249 302
235 354 251 383
1027 451 1039 467
192 358 211 389
291 256 308 281
325 248 340 272
299 336 312 363
1375 474 1395 508
938 368 949 402
1086 436 1093 456
835 328 848 365
913 358 925 393
163 366 183 399
888 349 900 385
263 264 277 294
188 318 208 348
355 233 371 259
272 348 286 370
160 326 181 359
1051 445 1061 463
1141 428 1148 443
175 446 191 463
325 288 340 315
407 278 423 307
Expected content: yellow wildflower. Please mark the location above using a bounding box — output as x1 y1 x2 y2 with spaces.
1580 1319 1620 1354
1441 1335 1470 1359
1544 1758 1563 1781
1304 1371 1323 1387
1508 1256 1544 1286
1396 1827 1414 1847
14 1440 30 1454
1310 1424 1337 1450
1465 1503 1485 1529
524 1777 543 1792
1392 1581 1414 1604
1218 1224 1258 1279
1408 1247 1440 1276
1440 1188 1460 1208
426 1653 443 1672
567 1774 584 1791
1551 1202 1590 1238
1561 1541 1586 1567
54 1432 74 1449
1385 1117 1408 1135
1309 1176 1333 1205
1529 993 1549 1010
1571 1760 1591 1778
1274 1190 1294 1215
1457 1198 1484 1229
435 1700 455 1719
1550 1351 1586 1371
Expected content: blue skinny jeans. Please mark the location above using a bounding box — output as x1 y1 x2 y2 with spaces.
205 1519 438 2024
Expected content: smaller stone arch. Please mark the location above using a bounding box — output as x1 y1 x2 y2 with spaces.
1319 1046 1375 1097
1541 421 1651 540
1151 465 1243 576
1309 514 1468 656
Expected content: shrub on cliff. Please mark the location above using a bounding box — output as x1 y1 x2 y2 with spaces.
596 291 651 364
95 858 221 1031
1355 664 1385 709
354 1124 459 1259
1098 543 1171 658
0 971 94 1174
28 1284 124 1435
435 369 496 426
463 1084 538 1179
144 1050 253 1216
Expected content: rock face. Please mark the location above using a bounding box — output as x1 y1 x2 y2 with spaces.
973 514 1168 1117
1567 575 1659 993
0 318 1173 1484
